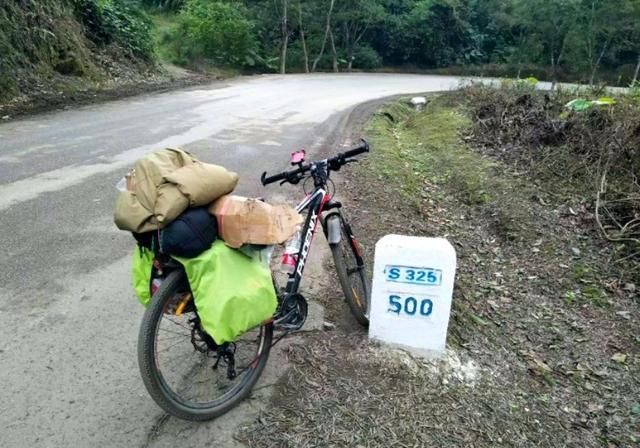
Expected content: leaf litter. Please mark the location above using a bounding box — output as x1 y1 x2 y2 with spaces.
239 95 639 447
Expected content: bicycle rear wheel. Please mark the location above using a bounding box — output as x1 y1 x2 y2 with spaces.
328 214 371 327
137 269 273 421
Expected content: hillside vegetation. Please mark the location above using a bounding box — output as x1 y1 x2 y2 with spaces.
0 0 160 110
2 1 640 112
148 0 640 85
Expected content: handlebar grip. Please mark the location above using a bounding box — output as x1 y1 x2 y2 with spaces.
261 171 287 186
342 139 370 159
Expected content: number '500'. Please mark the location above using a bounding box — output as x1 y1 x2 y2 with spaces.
388 295 433 317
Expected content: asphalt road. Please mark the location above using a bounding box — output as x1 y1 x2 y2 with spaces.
0 73 462 447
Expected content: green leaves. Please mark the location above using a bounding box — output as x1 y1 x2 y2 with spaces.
74 0 154 59
168 0 258 68
101 0 154 58
139 0 185 11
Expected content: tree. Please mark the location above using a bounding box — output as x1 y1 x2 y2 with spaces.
279 0 289 73
296 0 310 72
514 0 581 88
620 0 640 84
170 0 257 67
336 0 384 71
312 0 336 72
577 0 633 85
328 25 339 71
397 0 478 68
236 0 639 82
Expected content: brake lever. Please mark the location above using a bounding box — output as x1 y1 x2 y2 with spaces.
334 159 357 170
281 172 303 185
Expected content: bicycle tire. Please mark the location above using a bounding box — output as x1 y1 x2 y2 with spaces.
329 216 371 327
137 269 274 421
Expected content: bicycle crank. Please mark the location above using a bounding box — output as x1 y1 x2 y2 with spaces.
274 293 308 331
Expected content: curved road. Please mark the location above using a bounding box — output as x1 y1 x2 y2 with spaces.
0 74 461 447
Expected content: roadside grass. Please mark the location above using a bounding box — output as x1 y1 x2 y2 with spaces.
240 95 640 448
366 99 537 243
362 96 640 446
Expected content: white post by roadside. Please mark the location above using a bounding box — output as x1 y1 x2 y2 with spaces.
369 235 457 358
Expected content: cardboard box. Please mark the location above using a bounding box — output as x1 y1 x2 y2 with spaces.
209 195 303 248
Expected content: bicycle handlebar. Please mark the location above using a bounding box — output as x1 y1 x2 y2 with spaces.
261 139 370 186
341 140 370 159
260 170 291 186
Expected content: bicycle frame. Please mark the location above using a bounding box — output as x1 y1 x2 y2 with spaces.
262 144 371 331
286 187 329 293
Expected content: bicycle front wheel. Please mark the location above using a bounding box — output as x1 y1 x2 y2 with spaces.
137 269 273 421
329 214 371 327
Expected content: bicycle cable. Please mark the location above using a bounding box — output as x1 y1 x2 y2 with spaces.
303 176 335 199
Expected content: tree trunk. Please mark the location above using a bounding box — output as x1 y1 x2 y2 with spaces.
551 52 557 90
589 41 608 86
279 0 289 75
515 30 524 79
345 25 353 72
311 0 335 72
551 37 567 90
633 54 640 84
344 21 368 73
329 27 338 72
297 0 309 73
586 0 596 83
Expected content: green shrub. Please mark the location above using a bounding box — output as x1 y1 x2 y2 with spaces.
99 0 154 58
74 0 108 44
168 0 257 68
73 0 154 59
139 0 185 10
352 45 382 70
0 74 17 100
630 81 640 100
281 45 307 73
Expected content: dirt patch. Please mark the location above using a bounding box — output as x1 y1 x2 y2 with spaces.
239 95 639 447
0 63 218 120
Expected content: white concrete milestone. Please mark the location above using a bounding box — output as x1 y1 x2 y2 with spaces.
369 235 457 357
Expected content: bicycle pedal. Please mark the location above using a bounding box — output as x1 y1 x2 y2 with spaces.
274 293 308 331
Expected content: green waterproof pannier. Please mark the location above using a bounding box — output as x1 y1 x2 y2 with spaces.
131 241 277 344
132 246 154 306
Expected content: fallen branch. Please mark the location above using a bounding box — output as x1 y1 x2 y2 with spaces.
596 171 640 244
